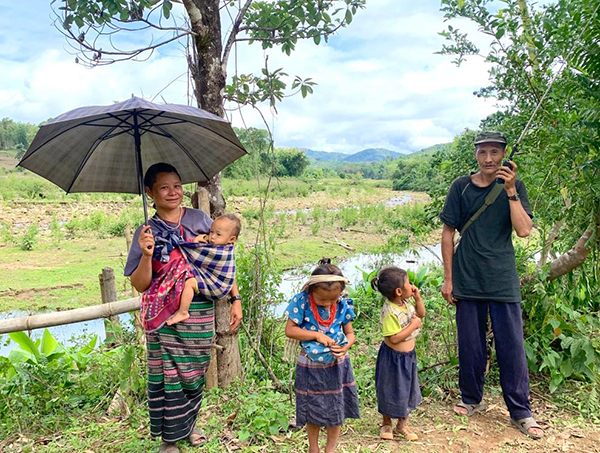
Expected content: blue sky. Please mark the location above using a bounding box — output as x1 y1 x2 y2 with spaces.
0 0 499 153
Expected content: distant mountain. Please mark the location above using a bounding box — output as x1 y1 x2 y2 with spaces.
302 147 406 163
343 148 406 162
301 149 349 162
404 143 452 158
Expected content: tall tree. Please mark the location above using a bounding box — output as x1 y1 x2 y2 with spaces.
53 0 365 387
437 0 600 279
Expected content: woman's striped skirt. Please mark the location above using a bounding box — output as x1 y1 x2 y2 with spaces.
295 350 360 427
146 295 214 442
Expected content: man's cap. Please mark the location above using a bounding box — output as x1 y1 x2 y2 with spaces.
474 131 507 146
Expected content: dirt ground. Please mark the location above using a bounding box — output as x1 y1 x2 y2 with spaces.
342 398 600 453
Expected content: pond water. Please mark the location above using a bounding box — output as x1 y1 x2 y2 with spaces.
0 243 441 356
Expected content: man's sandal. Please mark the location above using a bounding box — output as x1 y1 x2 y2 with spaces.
511 417 544 440
394 425 418 441
188 427 207 447
453 401 487 417
379 424 393 440
158 442 179 453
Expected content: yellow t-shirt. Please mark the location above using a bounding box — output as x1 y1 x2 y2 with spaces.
380 300 420 341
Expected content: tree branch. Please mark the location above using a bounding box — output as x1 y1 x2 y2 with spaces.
539 220 563 267
222 0 253 70
182 0 204 32
241 322 290 395
547 219 599 281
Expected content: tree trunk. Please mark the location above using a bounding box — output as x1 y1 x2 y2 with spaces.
215 297 243 388
185 0 227 217
183 0 243 387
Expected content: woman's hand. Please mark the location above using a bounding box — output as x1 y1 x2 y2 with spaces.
138 225 155 257
331 344 349 358
229 299 242 332
315 332 335 346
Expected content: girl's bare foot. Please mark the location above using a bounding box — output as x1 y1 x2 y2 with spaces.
167 311 190 325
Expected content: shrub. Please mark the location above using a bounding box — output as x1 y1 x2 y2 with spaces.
20 222 39 251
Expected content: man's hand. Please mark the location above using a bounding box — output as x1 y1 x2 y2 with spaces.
497 160 517 192
229 299 242 332
441 280 456 306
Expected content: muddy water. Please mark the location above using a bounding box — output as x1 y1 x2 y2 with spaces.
274 244 441 316
0 244 441 356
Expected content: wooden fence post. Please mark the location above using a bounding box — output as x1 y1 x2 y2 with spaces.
99 267 119 345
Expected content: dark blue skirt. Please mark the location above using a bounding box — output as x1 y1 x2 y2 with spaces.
375 342 422 418
295 350 360 427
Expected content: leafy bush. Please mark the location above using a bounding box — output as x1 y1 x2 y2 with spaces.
0 328 147 438
20 222 39 250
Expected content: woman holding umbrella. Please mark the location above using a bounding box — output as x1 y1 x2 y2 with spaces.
125 163 242 453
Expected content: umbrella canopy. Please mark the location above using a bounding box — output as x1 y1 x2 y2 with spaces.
18 96 247 195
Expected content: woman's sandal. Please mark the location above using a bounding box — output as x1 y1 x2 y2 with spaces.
158 442 180 453
511 417 544 440
188 427 207 447
453 401 487 417
379 424 394 440
394 425 418 441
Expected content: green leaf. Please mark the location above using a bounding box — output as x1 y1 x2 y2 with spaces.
9 331 40 359
345 9 352 24
495 28 505 39
8 346 37 365
238 430 250 442
162 1 171 19
40 329 59 357
313 34 321 45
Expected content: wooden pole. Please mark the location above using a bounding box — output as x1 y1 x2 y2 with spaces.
99 267 120 345
0 297 141 335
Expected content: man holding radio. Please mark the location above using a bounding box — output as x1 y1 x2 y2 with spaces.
439 131 543 439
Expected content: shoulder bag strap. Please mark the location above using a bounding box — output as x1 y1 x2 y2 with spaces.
459 182 504 235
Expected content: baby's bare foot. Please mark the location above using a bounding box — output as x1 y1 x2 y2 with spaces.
167 311 190 325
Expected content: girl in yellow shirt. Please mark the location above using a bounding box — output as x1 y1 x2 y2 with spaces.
371 266 426 441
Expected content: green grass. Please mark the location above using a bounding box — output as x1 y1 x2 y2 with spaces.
222 176 391 200
0 237 131 312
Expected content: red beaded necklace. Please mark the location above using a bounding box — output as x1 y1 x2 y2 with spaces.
309 293 337 329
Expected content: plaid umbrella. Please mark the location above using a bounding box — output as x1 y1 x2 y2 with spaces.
18 96 247 221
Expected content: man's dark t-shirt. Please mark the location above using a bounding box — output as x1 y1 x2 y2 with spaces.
439 175 533 302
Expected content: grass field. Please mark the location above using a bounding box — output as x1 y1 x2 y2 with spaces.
0 151 430 312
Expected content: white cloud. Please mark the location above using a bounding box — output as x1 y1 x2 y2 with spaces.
2 0 500 154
